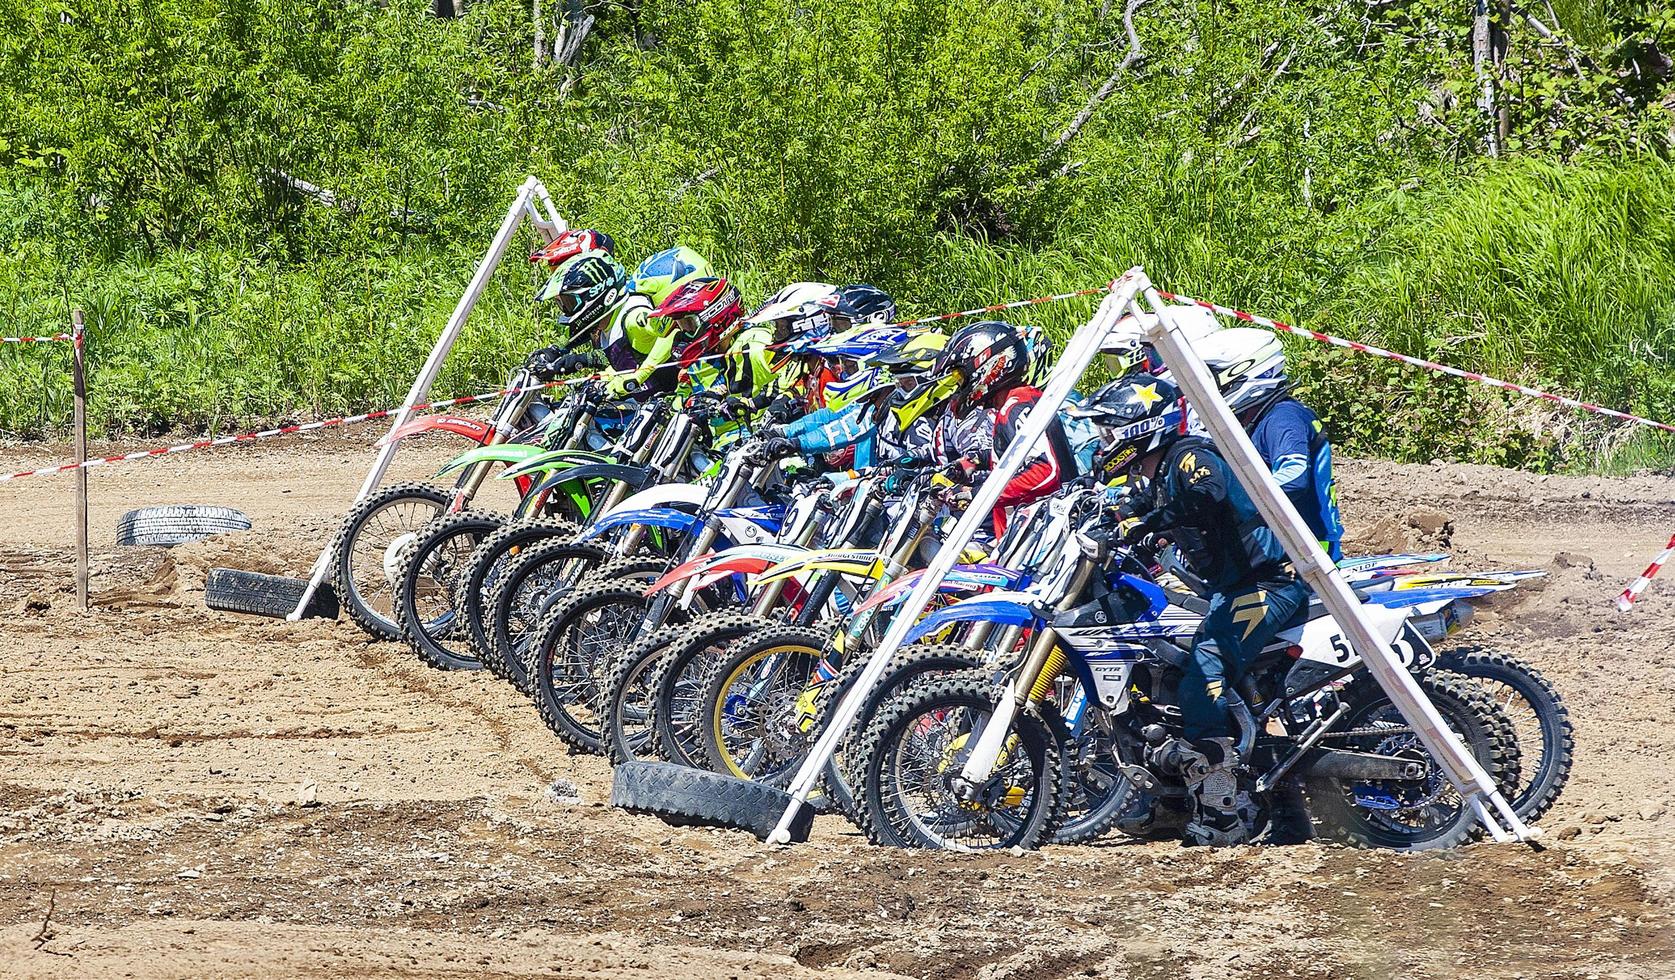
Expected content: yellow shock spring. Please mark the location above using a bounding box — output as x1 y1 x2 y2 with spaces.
1026 648 1068 705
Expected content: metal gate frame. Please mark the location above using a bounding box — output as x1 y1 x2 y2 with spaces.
767 266 1535 845
289 177 567 619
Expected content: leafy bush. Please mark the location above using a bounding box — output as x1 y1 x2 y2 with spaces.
0 0 1669 470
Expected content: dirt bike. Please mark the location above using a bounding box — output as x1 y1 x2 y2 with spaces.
595 474 867 767
473 393 718 688
523 435 811 752
691 471 1037 789
389 387 683 671
329 359 594 641
851 493 1521 852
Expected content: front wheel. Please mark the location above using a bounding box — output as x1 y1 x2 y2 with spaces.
1305 671 1519 851
812 643 985 821
393 511 507 670
457 518 583 674
330 482 452 641
696 625 831 783
602 612 779 766
856 670 1067 851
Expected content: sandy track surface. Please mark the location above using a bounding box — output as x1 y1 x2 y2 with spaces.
1 431 1673 978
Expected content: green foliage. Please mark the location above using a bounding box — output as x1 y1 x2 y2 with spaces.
0 0 1670 471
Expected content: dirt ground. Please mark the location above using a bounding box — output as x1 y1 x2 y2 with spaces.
0 430 1672 979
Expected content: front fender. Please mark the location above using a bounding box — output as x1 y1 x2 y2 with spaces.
904 590 1046 645
499 448 617 481
603 482 711 519
525 462 655 502
435 442 549 478
1337 553 1449 575
755 548 886 587
581 506 703 542
644 544 810 596
1387 570 1544 592
854 564 1026 616
379 414 494 448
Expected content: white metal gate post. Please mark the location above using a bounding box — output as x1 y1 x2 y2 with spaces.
288 176 566 619
765 270 1147 844
1138 285 1536 844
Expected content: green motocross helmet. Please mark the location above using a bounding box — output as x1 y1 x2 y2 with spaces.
536 250 630 346
627 246 714 306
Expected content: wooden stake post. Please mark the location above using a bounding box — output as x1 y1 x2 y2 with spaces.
72 309 89 611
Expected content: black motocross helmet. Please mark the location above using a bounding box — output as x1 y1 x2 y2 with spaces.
1068 372 1188 481
829 284 898 329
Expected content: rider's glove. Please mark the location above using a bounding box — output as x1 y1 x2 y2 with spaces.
760 436 800 460
605 373 639 398
1116 514 1150 545
725 393 761 418
555 350 605 374
525 345 566 381
762 395 799 424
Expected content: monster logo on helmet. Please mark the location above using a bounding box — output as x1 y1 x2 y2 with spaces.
628 246 714 306
536 250 630 347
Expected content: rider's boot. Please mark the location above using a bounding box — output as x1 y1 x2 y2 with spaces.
1178 737 1251 847
1113 790 1189 840
1258 778 1313 845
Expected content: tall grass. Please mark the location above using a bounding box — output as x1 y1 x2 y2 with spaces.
1 158 1671 473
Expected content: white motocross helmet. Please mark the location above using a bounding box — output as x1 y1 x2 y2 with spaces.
1198 327 1289 414
744 282 839 343
1099 305 1222 376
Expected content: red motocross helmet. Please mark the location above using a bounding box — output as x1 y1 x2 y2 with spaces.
935 320 1034 413
529 228 616 269
650 277 744 366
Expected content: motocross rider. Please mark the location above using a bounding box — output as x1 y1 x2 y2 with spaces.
919 320 1078 537
533 245 713 394
1091 371 1312 846
1104 321 1344 561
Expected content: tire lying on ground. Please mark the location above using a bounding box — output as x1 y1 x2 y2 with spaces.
610 761 815 843
204 568 340 620
117 505 252 547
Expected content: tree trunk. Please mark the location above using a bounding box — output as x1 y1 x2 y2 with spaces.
1472 0 1500 155
533 0 547 69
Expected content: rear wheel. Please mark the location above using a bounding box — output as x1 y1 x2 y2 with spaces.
331 482 450 641
1305 672 1519 851
856 670 1067 851
1435 646 1571 822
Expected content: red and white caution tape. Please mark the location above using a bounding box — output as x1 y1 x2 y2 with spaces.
0 379 575 483
0 333 74 344
1616 533 1675 612
889 287 1110 328
1155 290 1675 434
